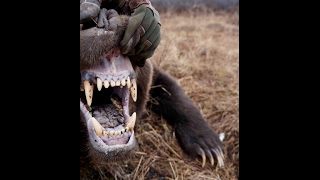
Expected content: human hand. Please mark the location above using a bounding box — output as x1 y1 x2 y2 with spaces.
119 0 161 67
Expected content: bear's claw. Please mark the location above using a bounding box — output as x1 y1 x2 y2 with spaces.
197 146 224 168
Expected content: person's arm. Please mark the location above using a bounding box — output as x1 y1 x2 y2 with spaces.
100 0 161 67
80 0 161 67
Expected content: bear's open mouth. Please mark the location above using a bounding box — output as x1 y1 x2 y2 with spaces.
80 49 137 154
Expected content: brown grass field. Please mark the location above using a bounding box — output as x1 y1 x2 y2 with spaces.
80 9 239 180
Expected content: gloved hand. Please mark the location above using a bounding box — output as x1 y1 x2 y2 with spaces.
83 0 162 67
119 0 161 67
80 0 101 23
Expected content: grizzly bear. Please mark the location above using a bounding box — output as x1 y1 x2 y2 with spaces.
80 9 224 177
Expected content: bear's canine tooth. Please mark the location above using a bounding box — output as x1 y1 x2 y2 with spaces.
84 80 94 106
110 94 122 110
92 117 104 137
125 112 136 130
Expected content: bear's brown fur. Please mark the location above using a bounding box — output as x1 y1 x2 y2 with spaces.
80 9 224 178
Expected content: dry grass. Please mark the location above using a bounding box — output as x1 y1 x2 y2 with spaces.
81 10 239 180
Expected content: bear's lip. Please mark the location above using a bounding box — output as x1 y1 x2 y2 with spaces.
80 49 137 154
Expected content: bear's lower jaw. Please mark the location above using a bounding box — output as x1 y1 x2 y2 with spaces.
80 100 137 160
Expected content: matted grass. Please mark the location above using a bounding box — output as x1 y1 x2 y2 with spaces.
80 9 239 180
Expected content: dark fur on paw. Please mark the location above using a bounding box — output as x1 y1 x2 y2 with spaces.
175 122 224 168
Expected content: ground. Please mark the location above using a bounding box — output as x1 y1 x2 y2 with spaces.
80 8 239 180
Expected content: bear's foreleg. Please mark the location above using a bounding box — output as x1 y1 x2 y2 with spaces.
148 65 224 168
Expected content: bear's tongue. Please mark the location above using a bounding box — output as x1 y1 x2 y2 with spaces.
91 104 134 146
89 102 136 141
91 104 124 127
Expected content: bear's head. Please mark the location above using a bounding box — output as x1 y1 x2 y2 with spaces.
80 12 153 163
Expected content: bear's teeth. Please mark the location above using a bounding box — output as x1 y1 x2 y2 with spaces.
92 117 105 137
127 77 131 88
102 127 130 138
115 130 121 136
130 79 137 102
110 94 122 110
109 130 115 136
92 114 136 138
110 80 115 87
125 112 136 130
121 78 126 86
84 80 94 106
116 80 121 86
104 80 109 88
97 78 102 91
103 130 109 138
82 76 137 106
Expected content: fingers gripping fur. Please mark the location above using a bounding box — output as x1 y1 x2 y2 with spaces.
80 0 100 23
80 10 130 68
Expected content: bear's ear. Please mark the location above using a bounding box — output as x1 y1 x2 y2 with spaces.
80 13 129 67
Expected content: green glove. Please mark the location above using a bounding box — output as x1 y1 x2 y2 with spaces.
119 1 161 67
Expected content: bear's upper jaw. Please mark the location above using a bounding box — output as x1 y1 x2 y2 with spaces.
80 48 137 157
